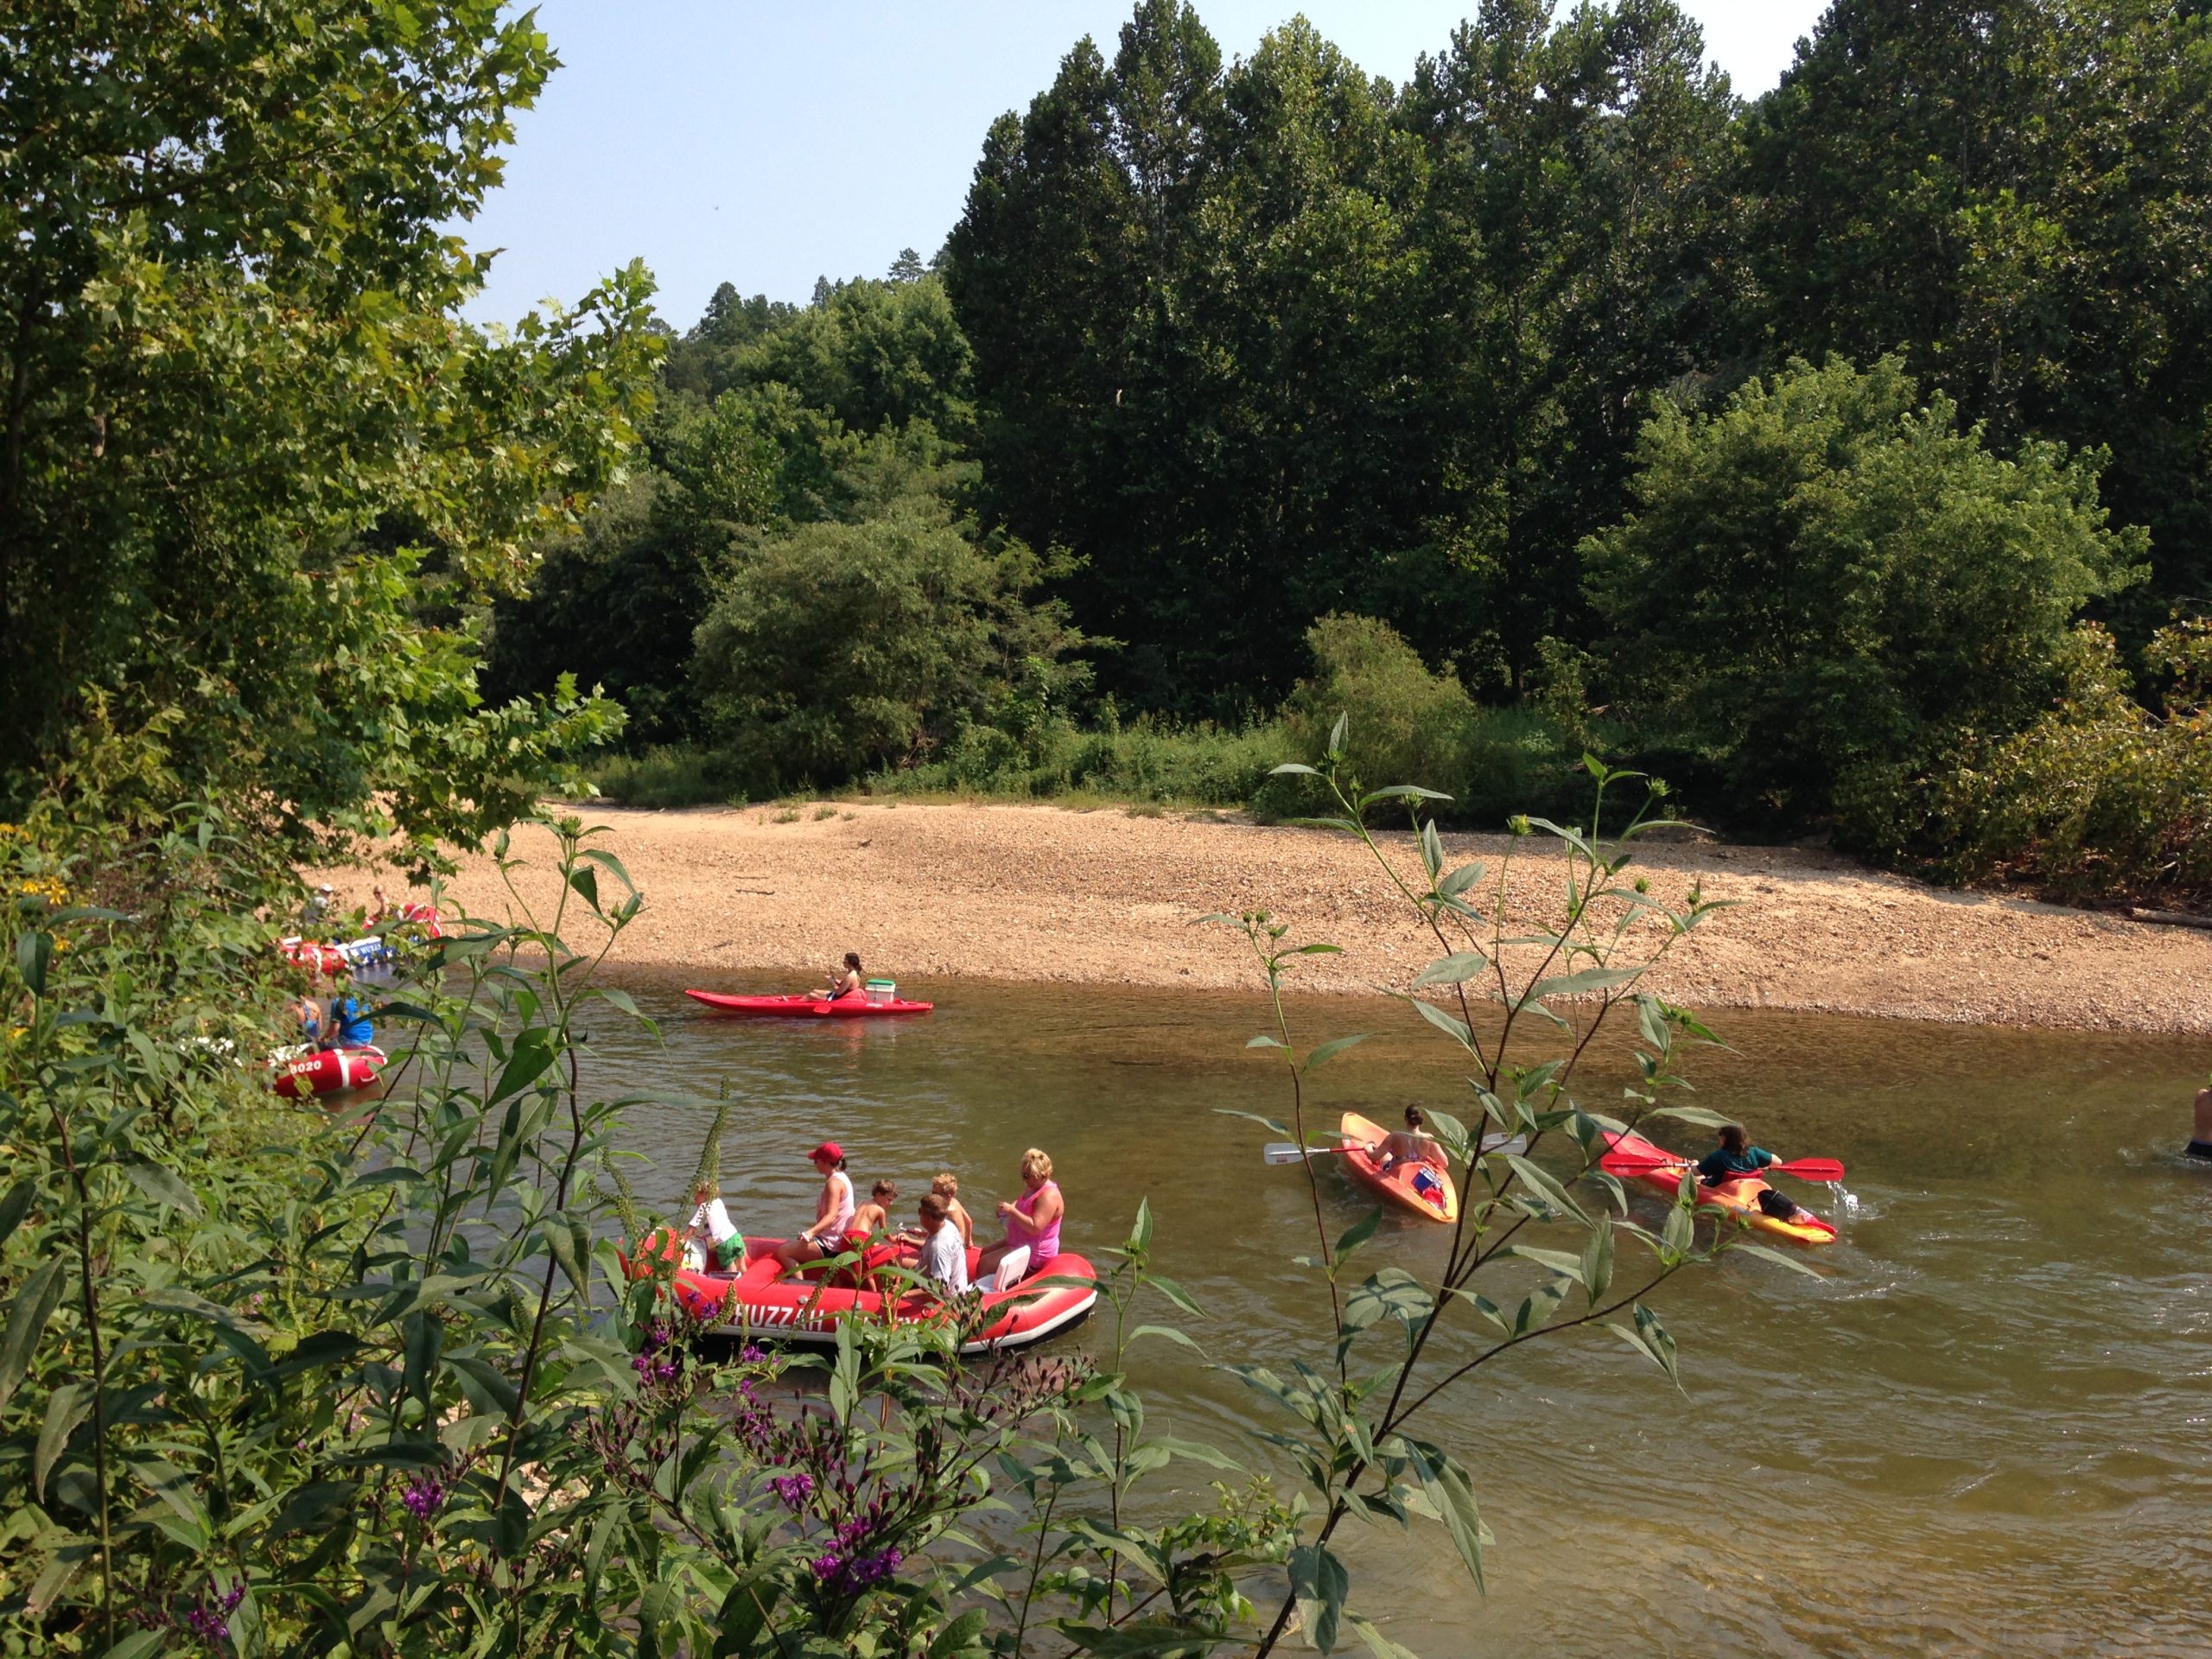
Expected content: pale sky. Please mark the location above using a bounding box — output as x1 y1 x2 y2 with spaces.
461 1 1829 330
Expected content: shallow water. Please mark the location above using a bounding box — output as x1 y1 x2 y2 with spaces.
582 970 2212 1657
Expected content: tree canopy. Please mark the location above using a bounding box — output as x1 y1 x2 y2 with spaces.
0 0 658 854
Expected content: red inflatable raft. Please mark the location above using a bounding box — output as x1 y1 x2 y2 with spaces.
685 989 934 1018
270 1044 385 1100
626 1236 1096 1354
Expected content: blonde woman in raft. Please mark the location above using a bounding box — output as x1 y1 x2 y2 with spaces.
976 1148 1063 1285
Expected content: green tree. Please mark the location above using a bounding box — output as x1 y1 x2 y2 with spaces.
1586 355 2147 848
0 0 657 850
1401 0 1750 692
1745 0 2212 603
690 496 1088 791
734 275 975 440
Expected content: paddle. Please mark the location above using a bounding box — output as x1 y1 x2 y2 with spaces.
1262 1134 1527 1166
1604 1153 1847 1184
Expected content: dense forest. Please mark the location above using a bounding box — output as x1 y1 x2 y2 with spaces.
475 0 2212 899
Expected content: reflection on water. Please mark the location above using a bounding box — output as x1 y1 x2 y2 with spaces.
578 969 2212 1657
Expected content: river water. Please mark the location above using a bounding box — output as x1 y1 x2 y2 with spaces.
582 970 2212 1657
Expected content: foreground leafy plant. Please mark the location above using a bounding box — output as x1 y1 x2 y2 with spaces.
0 811 1256 1656
1213 728 1812 1656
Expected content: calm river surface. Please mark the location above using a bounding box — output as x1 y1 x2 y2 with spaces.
581 969 2212 1658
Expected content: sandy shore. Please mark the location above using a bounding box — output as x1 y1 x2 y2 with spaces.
369 800 2212 1034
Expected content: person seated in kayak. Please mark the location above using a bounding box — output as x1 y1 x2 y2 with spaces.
1754 1187 1820 1227
683 1179 745 1272
292 990 323 1046
820 953 864 1001
931 1172 974 1249
1697 1124 1778 1186
772 1142 856 1274
320 990 375 1052
913 1192 970 1296
977 1148 1063 1281
848 1179 898 1244
2187 1076 2212 1160
1369 1106 1446 1173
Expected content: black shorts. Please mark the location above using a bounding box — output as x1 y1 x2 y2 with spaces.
2186 1141 2212 1161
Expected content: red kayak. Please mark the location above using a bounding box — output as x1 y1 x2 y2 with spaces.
1599 1128 1836 1246
685 989 934 1018
270 1044 385 1099
623 1233 1094 1354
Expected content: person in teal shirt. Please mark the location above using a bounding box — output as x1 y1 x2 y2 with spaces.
1695 1124 1777 1186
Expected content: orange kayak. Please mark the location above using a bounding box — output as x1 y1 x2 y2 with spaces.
1599 1129 1835 1246
1338 1112 1459 1224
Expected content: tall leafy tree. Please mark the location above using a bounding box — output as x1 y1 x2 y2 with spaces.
1401 0 1747 691
0 0 657 849
1745 0 2212 601
945 0 1225 709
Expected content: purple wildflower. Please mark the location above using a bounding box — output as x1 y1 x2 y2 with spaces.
769 1471 814 1509
739 1344 766 1363
810 1551 844 1582
400 1473 445 1520
184 1580 245 1643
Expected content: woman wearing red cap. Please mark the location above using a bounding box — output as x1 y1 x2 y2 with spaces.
773 1142 855 1274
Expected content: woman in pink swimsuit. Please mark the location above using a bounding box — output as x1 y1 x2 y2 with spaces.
977 1147 1063 1281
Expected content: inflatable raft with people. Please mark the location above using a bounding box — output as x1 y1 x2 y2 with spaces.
269 1043 385 1099
624 1233 1097 1354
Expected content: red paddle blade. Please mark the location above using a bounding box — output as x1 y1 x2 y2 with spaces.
1773 1157 1846 1182
1599 1154 1688 1175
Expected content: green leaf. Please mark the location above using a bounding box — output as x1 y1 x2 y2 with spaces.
925 1608 988 1658
1651 1103 1739 1129
1334 1206 1384 1264
1246 1034 1287 1049
1141 1274 1204 1319
1502 1154 1586 1222
16 931 52 997
1503 1245 1585 1283
1304 1033 1368 1071
1438 860 1485 900
1410 950 1490 988
271 1479 360 1535
1126 1198 1154 1254
1271 762 1321 777
1126 1324 1204 1354
0 1258 70 1413
1146 1433 1241 1470
1402 1436 1487 1590
1419 817 1445 879
1359 784 1452 806
1289 1541 1350 1655
1581 1218 1617 1306
0 1181 35 1251
1345 1608 1423 1659
96 1631 168 1659
1328 712 1349 755
566 865 601 912
1214 1107 1291 1137
1410 997 1478 1051
120 1157 201 1217
35 1382 92 1499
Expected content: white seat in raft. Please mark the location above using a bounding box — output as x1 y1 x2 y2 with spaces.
977 1245 1030 1295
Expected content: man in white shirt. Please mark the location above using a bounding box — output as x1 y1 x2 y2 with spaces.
915 1193 969 1295
683 1180 744 1272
